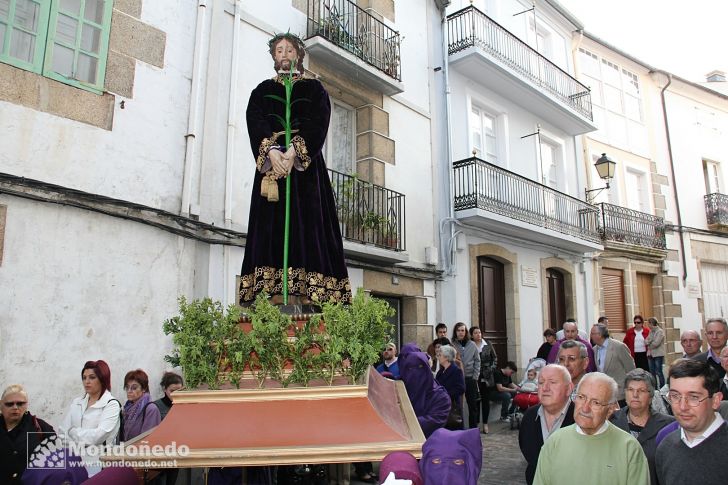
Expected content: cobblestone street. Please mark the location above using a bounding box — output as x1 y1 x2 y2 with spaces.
478 420 527 485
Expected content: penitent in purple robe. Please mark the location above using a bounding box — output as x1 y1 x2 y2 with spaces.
239 77 351 305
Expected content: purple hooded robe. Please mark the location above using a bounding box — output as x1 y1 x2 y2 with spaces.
398 351 450 438
420 427 482 485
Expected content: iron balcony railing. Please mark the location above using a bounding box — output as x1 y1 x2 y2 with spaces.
598 203 666 249
705 193 728 227
452 157 600 243
329 169 405 251
306 0 401 80
447 6 592 120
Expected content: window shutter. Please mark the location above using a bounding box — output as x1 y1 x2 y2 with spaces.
601 268 626 333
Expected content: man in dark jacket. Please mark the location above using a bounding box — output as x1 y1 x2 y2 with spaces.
0 385 54 484
518 365 575 485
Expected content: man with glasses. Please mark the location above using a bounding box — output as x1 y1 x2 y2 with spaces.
557 340 590 400
655 359 727 485
376 343 400 379
694 318 728 378
680 330 702 359
533 373 649 485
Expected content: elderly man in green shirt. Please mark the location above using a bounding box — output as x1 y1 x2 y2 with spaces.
533 372 649 485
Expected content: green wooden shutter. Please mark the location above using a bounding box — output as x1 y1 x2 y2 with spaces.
0 0 50 73
43 0 113 94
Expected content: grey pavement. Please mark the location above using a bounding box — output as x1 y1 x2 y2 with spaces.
478 419 527 485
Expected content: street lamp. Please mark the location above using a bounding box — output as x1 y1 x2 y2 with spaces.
585 153 617 203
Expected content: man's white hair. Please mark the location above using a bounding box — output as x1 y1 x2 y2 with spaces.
576 372 618 403
541 364 571 384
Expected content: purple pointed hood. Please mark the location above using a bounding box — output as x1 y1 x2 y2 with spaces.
420 428 482 485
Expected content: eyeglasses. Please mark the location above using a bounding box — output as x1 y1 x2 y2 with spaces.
666 392 711 407
3 401 27 408
124 384 142 391
573 394 611 409
558 355 583 363
634 321 644 324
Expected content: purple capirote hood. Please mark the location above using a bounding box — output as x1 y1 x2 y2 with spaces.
420 427 482 485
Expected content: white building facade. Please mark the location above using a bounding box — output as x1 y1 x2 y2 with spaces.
0 0 441 423
433 0 600 367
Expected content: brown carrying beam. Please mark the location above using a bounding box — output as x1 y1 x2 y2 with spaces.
103 368 424 468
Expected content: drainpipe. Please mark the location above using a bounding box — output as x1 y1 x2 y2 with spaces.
180 0 209 217
440 4 457 276
223 0 242 305
572 29 592 325
657 71 687 286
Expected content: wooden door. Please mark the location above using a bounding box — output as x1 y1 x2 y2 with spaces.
601 268 626 333
636 273 654 319
547 269 566 331
478 257 507 363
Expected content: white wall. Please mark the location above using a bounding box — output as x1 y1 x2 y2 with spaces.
0 196 196 427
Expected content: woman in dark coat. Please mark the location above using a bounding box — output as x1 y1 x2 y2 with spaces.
610 369 674 485
0 385 54 484
536 328 557 361
435 345 466 430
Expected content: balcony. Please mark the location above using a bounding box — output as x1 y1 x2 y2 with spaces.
329 169 407 263
705 193 728 232
447 6 595 135
305 0 404 95
598 203 666 251
452 157 602 252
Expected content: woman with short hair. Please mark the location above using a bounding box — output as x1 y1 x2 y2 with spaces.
122 369 161 442
435 345 466 430
537 329 557 361
610 369 674 485
154 371 184 420
0 385 54 484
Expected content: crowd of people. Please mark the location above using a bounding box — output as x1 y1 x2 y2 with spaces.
377 317 727 485
0 361 184 484
4 317 728 484
525 316 727 485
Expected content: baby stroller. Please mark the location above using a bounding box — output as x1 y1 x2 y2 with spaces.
510 358 546 429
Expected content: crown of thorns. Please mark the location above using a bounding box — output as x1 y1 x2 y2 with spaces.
268 32 306 54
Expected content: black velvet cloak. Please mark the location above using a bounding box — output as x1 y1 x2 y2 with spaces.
239 77 351 305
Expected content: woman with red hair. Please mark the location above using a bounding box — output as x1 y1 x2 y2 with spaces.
122 369 161 441
60 360 121 449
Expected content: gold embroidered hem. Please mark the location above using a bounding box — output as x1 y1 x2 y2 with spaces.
239 266 352 304
290 135 311 170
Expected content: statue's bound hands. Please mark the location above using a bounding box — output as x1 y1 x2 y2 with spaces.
270 147 295 177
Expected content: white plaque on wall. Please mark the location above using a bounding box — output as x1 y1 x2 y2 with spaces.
521 266 538 287
687 282 701 298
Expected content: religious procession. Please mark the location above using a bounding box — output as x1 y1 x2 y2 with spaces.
1 1 727 484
